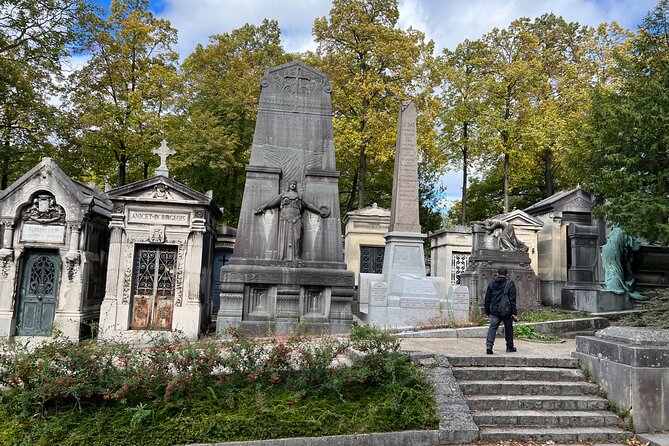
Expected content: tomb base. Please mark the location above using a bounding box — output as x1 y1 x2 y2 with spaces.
561 287 638 313
460 249 540 317
357 232 446 329
217 264 354 336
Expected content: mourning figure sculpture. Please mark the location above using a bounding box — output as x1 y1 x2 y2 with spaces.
601 226 648 300
255 180 330 262
478 219 529 252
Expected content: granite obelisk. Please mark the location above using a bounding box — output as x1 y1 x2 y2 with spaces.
358 100 446 328
217 61 354 335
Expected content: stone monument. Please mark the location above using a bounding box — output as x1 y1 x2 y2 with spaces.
217 61 354 335
0 158 111 340
98 142 221 341
460 218 541 317
358 100 446 328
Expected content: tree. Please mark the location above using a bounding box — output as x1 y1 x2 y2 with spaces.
438 39 496 224
312 0 441 213
67 0 179 186
585 1 669 245
170 20 288 224
0 0 94 189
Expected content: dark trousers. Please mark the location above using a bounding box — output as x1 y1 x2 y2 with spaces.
486 315 514 349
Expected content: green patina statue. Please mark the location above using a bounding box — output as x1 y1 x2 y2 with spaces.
601 226 649 301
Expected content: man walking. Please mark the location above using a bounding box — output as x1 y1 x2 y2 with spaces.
484 267 518 354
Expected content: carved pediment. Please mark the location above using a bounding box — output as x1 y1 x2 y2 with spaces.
107 176 212 204
495 210 544 229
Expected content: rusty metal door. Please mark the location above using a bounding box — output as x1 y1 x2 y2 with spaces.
130 245 177 330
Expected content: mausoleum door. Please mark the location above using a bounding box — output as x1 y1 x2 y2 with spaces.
360 246 384 274
130 245 177 330
16 251 61 336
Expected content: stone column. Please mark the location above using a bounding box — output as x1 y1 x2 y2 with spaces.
0 219 16 336
99 213 125 337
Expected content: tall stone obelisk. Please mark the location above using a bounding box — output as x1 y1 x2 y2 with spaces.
358 100 446 328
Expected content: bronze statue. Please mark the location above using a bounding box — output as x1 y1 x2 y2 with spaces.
601 226 648 300
255 180 330 262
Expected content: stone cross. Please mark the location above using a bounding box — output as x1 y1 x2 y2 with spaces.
152 140 176 177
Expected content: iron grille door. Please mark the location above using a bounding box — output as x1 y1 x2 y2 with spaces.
17 251 61 336
130 245 177 330
360 246 384 274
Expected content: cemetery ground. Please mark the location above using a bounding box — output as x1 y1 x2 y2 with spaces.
0 297 666 446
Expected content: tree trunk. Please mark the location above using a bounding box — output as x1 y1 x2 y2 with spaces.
503 152 510 213
357 144 367 209
119 143 127 186
461 122 468 226
346 170 358 214
543 148 553 197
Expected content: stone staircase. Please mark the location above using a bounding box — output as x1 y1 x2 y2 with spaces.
448 355 630 443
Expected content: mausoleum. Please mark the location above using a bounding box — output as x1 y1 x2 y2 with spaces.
0 158 111 340
98 142 221 341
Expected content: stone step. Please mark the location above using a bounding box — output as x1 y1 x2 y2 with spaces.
479 426 629 442
452 366 585 381
447 355 579 368
466 394 609 411
459 380 600 396
473 409 621 427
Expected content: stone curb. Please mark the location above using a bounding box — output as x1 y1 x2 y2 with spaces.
181 352 477 446
394 317 609 338
637 433 669 446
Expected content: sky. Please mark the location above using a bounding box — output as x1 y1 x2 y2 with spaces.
92 0 658 207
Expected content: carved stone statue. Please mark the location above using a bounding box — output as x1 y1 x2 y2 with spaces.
601 226 648 300
477 219 529 252
255 180 330 262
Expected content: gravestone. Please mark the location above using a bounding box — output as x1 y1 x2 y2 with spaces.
98 142 221 341
0 158 111 340
217 61 354 335
447 285 470 323
358 100 446 328
460 220 540 317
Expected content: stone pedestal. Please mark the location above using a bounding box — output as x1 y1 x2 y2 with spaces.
574 327 669 433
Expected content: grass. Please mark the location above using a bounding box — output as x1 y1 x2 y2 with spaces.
519 308 590 323
514 324 562 342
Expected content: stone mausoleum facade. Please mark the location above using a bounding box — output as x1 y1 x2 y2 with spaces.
0 158 111 340
98 155 221 341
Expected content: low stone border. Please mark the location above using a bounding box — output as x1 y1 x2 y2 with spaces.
182 352 477 446
394 317 609 338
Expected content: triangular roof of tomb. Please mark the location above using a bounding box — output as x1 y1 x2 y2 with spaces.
495 209 544 230
0 157 112 219
343 203 390 224
523 186 592 217
107 175 222 218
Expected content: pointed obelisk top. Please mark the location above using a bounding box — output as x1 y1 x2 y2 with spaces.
388 100 421 233
152 139 176 177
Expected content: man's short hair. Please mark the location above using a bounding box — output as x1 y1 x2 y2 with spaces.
497 267 508 276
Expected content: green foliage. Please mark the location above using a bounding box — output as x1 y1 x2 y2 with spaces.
312 0 442 213
65 0 180 186
520 309 590 322
0 0 97 189
584 1 669 245
170 19 288 225
0 329 437 445
514 324 561 342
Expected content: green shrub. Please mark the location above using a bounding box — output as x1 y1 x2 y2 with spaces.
0 327 438 445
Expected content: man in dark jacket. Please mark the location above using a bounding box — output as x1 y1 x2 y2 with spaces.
484 267 518 354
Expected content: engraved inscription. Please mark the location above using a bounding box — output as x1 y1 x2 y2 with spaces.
128 211 189 225
370 282 388 306
21 224 65 243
